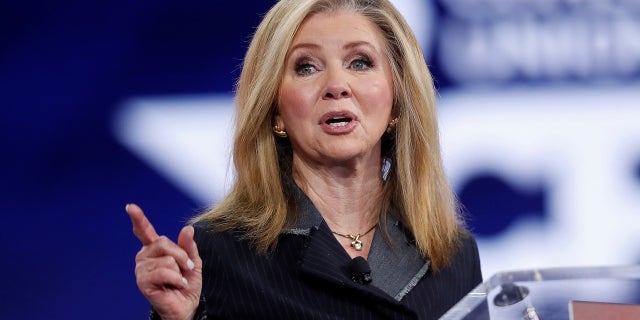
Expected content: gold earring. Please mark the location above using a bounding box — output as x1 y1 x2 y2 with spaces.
386 117 398 134
273 125 288 138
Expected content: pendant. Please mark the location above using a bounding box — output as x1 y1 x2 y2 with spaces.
350 234 363 251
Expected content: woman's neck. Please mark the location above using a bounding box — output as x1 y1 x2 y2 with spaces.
292 156 383 234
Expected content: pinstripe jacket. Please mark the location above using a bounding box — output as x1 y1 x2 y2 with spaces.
169 188 483 320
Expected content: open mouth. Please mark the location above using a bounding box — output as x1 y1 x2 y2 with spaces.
325 116 352 127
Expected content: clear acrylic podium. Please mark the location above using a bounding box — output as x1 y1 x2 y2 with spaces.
440 265 640 319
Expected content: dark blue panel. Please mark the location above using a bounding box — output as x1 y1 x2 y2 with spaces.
0 1 274 319
457 173 548 237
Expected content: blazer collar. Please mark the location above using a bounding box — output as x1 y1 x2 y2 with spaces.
280 182 429 308
281 185 381 291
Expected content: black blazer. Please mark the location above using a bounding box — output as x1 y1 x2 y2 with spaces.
187 218 482 320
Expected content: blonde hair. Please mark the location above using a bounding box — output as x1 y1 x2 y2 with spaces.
192 0 464 271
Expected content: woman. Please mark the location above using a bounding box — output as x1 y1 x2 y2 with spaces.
127 0 482 319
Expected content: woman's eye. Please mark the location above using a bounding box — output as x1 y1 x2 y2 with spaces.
295 63 317 76
350 58 372 71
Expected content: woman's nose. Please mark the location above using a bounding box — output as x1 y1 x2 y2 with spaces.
323 67 351 100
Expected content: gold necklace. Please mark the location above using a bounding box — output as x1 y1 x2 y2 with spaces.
331 224 377 251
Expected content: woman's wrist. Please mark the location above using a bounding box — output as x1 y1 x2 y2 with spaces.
148 297 206 320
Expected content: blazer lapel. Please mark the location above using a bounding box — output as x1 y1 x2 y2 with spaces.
298 221 400 303
287 183 405 305
298 221 353 285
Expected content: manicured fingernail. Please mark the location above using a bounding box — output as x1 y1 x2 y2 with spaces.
125 204 130 210
187 259 195 270
182 277 188 287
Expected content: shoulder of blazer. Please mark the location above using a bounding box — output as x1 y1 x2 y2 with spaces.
450 230 483 285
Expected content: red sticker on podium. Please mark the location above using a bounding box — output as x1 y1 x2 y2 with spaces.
569 301 640 320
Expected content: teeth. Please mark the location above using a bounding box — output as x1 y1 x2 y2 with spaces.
326 116 351 126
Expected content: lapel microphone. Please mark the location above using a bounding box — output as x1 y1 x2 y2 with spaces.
349 256 372 284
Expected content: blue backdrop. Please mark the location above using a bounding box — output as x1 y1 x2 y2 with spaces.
2 2 273 318
2 1 639 319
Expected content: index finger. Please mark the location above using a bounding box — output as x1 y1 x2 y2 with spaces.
126 203 159 246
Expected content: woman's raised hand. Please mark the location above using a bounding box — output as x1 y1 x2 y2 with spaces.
126 204 203 320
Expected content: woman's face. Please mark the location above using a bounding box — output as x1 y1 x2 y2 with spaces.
277 11 394 166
